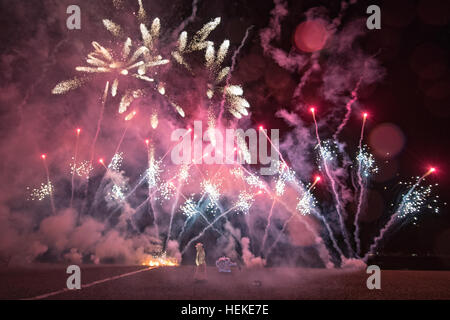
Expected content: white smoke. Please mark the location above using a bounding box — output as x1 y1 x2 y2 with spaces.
241 237 266 268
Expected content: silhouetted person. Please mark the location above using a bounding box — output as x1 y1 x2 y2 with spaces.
194 242 207 282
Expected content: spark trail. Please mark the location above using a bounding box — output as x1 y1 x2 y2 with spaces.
261 198 277 253
113 121 131 156
41 154 56 215
259 126 287 166
364 168 436 260
181 204 238 255
70 128 81 208
333 77 363 140
164 181 182 250
89 82 109 171
311 107 354 256
354 112 368 256
177 193 226 241
172 0 199 37
80 82 109 224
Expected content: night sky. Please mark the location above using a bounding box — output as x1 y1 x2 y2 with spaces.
0 0 449 266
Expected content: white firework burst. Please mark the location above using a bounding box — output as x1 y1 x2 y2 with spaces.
181 197 198 218
70 159 93 179
235 191 255 214
108 152 124 171
296 191 317 215
27 182 54 201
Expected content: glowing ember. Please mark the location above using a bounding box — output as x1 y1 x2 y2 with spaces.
141 255 179 267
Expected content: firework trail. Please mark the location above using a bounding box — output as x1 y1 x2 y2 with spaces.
119 141 161 201
322 154 353 257
146 142 162 237
264 192 337 267
79 82 109 222
113 122 131 156
309 176 321 191
264 175 341 264
354 112 368 256
311 108 354 256
89 136 129 219
285 175 342 259
333 50 381 140
41 154 56 215
259 126 287 165
295 177 344 258
178 161 259 255
315 213 345 259
218 25 254 122
172 0 199 37
261 198 277 253
310 107 321 145
265 177 316 256
261 164 295 254
181 204 239 255
333 77 363 140
91 156 128 213
177 193 226 241
260 0 289 59
70 128 81 208
358 113 368 150
265 213 315 260
364 168 436 260
265 214 296 258
293 58 316 99
90 82 109 167
296 0 361 100
165 181 182 250
177 198 201 240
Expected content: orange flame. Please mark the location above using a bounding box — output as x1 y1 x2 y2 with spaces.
141 256 179 267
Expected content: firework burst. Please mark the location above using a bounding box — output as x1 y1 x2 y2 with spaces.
52 0 250 121
70 159 94 179
296 190 317 216
275 162 296 196
356 147 378 179
27 181 54 201
201 179 222 208
396 182 440 219
235 191 255 214
157 181 177 202
180 197 198 218
108 152 124 171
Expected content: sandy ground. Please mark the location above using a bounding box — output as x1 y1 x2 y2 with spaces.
0 265 449 300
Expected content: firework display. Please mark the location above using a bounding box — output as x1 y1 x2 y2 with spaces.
6 0 444 273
